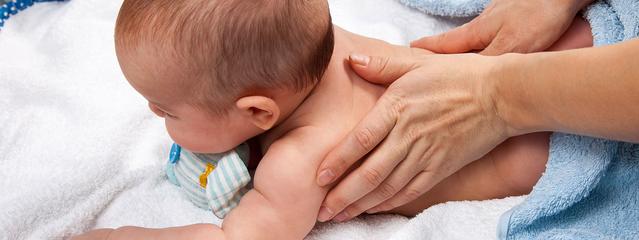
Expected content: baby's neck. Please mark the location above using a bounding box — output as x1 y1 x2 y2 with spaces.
260 26 404 149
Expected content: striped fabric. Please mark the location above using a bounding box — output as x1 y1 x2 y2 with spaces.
166 143 252 219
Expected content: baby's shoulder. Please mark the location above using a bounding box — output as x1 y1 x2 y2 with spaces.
254 126 335 180
251 127 334 197
270 126 337 156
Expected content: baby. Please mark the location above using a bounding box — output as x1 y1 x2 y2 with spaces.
75 0 592 239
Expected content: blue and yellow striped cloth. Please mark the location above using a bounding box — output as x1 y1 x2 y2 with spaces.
166 143 252 219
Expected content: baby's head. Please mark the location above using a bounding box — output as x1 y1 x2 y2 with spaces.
115 0 334 153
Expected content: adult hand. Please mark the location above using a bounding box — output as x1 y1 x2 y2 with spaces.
316 52 511 222
411 0 593 55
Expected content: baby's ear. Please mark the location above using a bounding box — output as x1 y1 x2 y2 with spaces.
235 96 281 131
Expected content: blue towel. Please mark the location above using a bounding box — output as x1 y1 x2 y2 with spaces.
399 0 639 239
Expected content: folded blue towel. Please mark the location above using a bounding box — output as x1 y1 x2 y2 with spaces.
399 0 639 239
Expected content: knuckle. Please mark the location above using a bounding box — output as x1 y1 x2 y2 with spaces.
403 187 424 201
376 182 399 199
354 127 377 151
359 167 385 188
390 135 411 159
374 56 393 75
405 127 421 143
416 155 432 169
384 89 407 116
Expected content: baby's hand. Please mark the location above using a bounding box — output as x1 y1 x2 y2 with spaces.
71 229 115 240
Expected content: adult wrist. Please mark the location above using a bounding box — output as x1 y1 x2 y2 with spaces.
489 53 544 137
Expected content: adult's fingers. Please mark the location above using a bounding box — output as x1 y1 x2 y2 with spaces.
316 86 403 187
331 142 430 221
319 104 423 221
318 134 409 222
316 54 417 187
369 170 440 213
411 20 491 54
316 91 408 222
348 53 419 85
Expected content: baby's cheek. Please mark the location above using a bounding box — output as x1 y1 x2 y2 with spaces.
164 120 199 150
167 130 207 153
165 123 225 153
164 121 187 146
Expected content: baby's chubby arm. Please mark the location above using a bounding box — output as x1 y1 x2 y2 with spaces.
222 130 331 239
74 128 331 240
72 224 223 240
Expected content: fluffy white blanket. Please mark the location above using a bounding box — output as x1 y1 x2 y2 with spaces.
0 0 524 239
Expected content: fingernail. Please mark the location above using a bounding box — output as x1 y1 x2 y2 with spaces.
366 208 380 214
318 169 336 186
350 54 370 66
317 206 334 222
333 212 350 222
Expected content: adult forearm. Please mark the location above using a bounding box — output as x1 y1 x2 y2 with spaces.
496 39 639 142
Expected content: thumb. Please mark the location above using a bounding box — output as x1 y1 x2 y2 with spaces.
411 21 487 53
349 53 418 85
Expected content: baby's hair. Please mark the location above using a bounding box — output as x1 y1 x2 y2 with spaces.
115 0 335 115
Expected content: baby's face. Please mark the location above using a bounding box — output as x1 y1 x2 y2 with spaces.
118 55 259 154
146 101 254 153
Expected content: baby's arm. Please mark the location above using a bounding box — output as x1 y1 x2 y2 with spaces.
220 129 330 239
72 225 223 240
76 128 329 240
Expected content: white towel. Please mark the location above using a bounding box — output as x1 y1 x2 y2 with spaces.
0 0 523 239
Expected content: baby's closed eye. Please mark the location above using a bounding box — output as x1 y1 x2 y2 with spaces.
148 102 178 119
